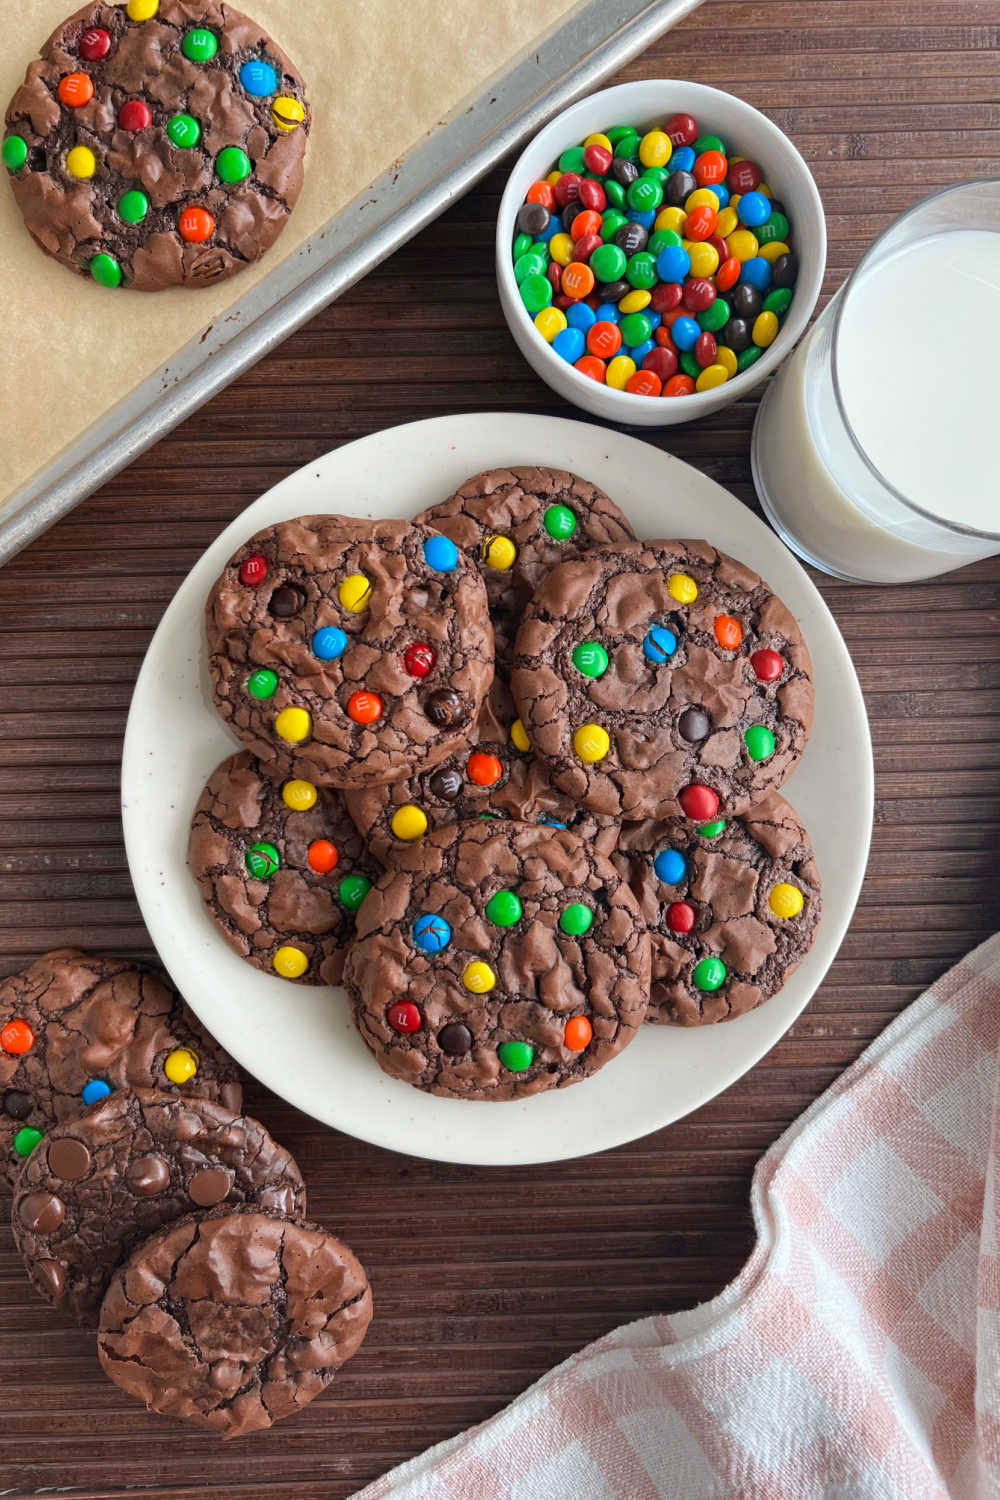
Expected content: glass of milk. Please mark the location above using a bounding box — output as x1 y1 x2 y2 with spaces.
751 180 1000 582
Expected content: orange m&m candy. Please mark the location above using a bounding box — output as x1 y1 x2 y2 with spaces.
179 206 215 243
587 320 621 359
467 751 502 787
626 369 662 397
58 72 95 107
570 208 602 241
526 179 555 210
307 839 339 874
716 256 741 292
574 354 606 382
561 260 595 299
664 374 696 397
347 690 383 724
684 203 717 241
564 1016 593 1051
1 1018 34 1055
714 614 743 650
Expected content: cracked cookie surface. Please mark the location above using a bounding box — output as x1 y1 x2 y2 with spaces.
99 1207 372 1438
614 790 822 1025
415 467 636 667
3 0 309 290
0 949 241 1188
343 819 650 1101
512 539 814 823
13 1086 305 1324
206 515 494 790
188 751 379 985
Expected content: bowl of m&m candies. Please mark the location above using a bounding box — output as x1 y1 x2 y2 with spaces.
496 81 825 424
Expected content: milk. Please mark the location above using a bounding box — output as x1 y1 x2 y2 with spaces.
752 228 1000 582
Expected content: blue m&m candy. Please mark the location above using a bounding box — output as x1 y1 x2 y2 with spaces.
668 145 695 172
657 244 690 282
670 315 700 351
423 535 459 571
413 913 452 952
654 848 687 884
240 59 279 97
312 626 348 661
566 301 596 331
82 1079 111 1106
643 624 677 662
553 326 586 364
739 256 773 291
737 190 771 227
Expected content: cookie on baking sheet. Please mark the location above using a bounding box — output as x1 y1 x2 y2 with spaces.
0 949 241 1188
205 515 494 791
343 820 650 1101
99 1208 373 1438
614 790 822 1026
344 676 620 867
2 0 309 291
415 467 636 665
512 539 814 824
188 751 379 986
13 1087 305 1324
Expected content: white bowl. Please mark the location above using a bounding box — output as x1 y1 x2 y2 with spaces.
496 80 826 425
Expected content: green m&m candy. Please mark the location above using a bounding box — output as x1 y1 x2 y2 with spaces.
544 504 577 540
697 819 727 838
738 345 763 373
694 133 726 155
692 956 727 992
338 874 371 911
486 890 522 926
558 145 586 174
118 189 149 224
763 286 793 316
744 724 776 762
245 841 280 879
498 1040 534 1072
513 230 533 258
571 641 608 678
559 903 593 936
589 242 627 284
167 113 202 149
697 297 730 333
2 134 28 171
604 177 626 209
519 272 552 315
247 667 279 699
626 174 662 213
90 252 122 288
216 145 252 183
601 208 628 239
619 311 652 348
182 27 218 61
759 211 790 245
13 1126 43 1158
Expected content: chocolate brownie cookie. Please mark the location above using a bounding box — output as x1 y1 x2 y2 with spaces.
614 790 822 1025
343 820 650 1101
344 677 620 867
0 949 241 1189
512 539 814 823
99 1208 373 1438
2 0 309 291
206 516 494 791
415 467 636 666
188 751 379 985
13 1087 305 1323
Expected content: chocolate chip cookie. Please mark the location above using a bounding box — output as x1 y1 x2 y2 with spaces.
344 677 620 867
614 790 822 1025
188 751 379 985
13 1087 305 1323
99 1208 373 1438
3 0 309 291
206 516 494 791
0 949 241 1188
415 467 636 666
343 820 650 1101
512 539 814 823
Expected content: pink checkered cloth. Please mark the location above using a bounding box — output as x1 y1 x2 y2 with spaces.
357 934 1000 1500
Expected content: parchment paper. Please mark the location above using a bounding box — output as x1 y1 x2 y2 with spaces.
0 0 577 507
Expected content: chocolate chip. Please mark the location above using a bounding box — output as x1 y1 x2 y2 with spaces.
679 708 710 743
34 1258 65 1300
47 1136 91 1180
516 201 550 236
20 1190 65 1234
269 584 305 618
424 689 467 728
428 767 463 802
438 1023 473 1056
127 1153 170 1197
188 1167 233 1207
3 1089 32 1120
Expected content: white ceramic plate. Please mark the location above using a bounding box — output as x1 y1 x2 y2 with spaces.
122 412 873 1166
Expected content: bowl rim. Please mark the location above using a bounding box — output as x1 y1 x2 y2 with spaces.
496 78 827 414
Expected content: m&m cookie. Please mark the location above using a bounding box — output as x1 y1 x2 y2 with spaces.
343 820 650 1101
415 467 636 666
2 0 309 291
512 539 814 822
205 516 494 791
187 751 379 985
614 791 822 1024
0 950 242 1186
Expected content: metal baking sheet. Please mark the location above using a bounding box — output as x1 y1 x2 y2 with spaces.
0 0 703 563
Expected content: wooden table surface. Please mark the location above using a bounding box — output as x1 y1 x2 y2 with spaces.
2 3 999 1496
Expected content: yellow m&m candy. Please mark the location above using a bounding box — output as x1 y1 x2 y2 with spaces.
716 345 738 378
510 718 531 752
668 572 698 604
534 306 567 343
66 145 97 179
463 961 496 993
275 706 311 743
769 883 804 919
339 573 372 612
271 96 305 132
584 132 612 153
282 778 317 811
654 206 687 235
163 1047 198 1084
273 945 309 979
716 205 739 238
728 228 759 262
696 364 729 392
482 535 516 571
391 804 428 841
619 288 651 314
573 723 610 763
127 0 159 17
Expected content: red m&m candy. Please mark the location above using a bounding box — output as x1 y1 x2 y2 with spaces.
666 901 696 934
553 171 582 208
119 99 152 131
751 648 784 682
403 643 435 677
683 277 716 313
239 553 267 586
643 347 677 382
664 112 697 146
583 143 612 175
679 784 719 820
577 177 606 210
387 1001 422 1034
79 27 112 60
728 159 762 194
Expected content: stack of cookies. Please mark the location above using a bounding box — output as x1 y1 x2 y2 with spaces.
192 466 821 1099
0 951 372 1436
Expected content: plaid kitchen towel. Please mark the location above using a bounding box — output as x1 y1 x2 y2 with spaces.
357 933 1000 1499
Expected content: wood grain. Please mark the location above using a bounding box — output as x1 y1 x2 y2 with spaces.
2 1 999 1495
